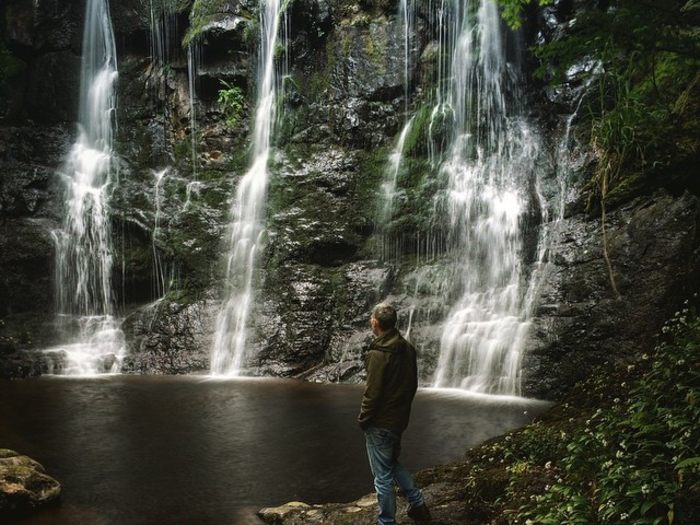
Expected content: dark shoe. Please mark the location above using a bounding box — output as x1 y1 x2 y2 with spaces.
407 503 431 522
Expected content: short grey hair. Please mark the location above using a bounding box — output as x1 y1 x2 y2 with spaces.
372 303 397 330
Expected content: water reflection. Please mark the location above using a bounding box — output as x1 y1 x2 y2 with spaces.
0 376 550 525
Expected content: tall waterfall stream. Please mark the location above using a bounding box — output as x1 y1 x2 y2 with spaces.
378 0 549 396
48 0 125 375
211 0 286 376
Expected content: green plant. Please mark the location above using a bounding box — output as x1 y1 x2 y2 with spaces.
217 80 245 128
502 297 700 525
494 0 553 29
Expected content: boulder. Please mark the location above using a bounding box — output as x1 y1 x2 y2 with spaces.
0 449 61 521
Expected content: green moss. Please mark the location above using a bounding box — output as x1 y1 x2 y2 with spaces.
228 146 250 173
243 19 259 44
168 208 220 291
403 104 433 156
0 44 26 113
182 0 245 47
0 45 26 79
604 170 649 207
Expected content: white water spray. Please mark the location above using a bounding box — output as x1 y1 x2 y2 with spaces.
429 0 543 395
211 0 285 375
378 116 415 260
51 0 125 374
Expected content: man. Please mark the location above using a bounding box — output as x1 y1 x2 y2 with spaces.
358 302 431 525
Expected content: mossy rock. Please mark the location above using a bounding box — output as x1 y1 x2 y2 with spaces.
472 467 509 502
0 450 61 521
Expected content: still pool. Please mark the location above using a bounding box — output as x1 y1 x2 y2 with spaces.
0 376 551 524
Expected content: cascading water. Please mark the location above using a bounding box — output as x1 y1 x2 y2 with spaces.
147 0 182 154
376 0 416 262
152 168 169 298
399 0 414 108
50 0 125 374
427 0 544 395
377 116 414 261
211 0 286 375
187 44 200 178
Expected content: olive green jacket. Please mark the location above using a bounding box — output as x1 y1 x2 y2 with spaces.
357 328 418 436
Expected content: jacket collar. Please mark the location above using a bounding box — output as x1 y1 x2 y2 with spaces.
370 328 401 353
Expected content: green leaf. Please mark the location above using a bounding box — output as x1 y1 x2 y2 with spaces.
676 456 700 469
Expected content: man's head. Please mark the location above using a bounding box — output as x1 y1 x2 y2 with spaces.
371 303 397 335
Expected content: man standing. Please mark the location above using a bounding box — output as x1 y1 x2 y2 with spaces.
358 303 431 524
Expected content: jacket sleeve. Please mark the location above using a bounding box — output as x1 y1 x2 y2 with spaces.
358 350 386 430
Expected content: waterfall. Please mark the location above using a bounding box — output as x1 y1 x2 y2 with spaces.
187 44 200 178
376 0 417 262
428 0 543 395
378 116 415 261
152 169 169 298
211 0 285 375
400 0 414 108
147 0 181 156
50 0 125 374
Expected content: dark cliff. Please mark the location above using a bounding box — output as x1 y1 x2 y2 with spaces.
1 0 699 400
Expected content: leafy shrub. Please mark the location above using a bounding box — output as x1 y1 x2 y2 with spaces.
217 80 245 128
503 298 700 524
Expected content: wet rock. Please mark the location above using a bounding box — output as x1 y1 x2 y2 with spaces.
523 191 700 399
0 449 61 521
259 494 376 525
197 14 250 82
0 125 66 325
120 295 216 374
258 478 476 525
5 0 83 52
329 16 405 101
255 258 393 380
3 0 83 123
0 342 49 379
0 219 56 318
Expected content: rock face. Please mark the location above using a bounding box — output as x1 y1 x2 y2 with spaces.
524 191 700 399
1 0 699 400
0 449 61 521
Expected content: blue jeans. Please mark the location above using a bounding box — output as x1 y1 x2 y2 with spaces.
364 426 425 525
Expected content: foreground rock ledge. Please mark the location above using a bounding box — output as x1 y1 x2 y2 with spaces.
0 449 61 521
258 475 472 525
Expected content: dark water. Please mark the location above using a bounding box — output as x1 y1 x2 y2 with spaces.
0 376 550 525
